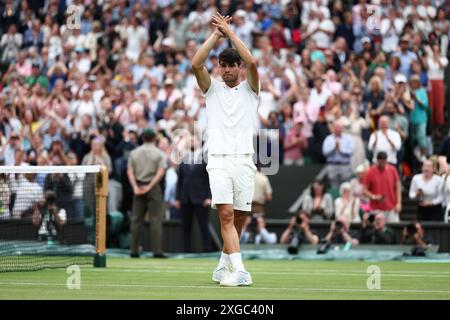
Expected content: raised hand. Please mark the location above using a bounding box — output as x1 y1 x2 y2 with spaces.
212 12 232 38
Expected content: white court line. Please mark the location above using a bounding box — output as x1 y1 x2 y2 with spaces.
87 268 450 278
0 281 449 295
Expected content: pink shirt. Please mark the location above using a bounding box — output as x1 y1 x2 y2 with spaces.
284 127 304 161
293 100 320 138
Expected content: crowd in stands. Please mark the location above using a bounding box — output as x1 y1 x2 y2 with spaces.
0 1 449 250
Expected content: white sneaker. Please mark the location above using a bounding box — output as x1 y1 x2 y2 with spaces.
212 266 227 283
220 271 253 287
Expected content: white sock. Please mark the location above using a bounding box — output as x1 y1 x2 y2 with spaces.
217 252 230 269
229 252 246 272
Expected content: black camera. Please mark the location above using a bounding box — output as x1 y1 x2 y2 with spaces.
287 233 300 255
406 223 417 235
296 216 303 225
335 220 344 231
368 214 376 223
45 191 57 207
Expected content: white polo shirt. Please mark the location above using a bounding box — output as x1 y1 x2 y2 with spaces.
203 78 259 155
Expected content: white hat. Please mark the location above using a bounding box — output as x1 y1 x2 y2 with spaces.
361 36 371 44
394 74 407 83
161 38 174 47
236 10 246 18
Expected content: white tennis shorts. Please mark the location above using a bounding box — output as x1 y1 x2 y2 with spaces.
206 154 257 212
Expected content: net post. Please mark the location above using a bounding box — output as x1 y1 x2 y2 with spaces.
94 165 108 268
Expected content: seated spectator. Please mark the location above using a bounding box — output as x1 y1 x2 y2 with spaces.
302 179 334 221
409 159 444 221
335 182 361 223
280 211 319 252
360 213 396 244
363 151 402 223
323 215 359 246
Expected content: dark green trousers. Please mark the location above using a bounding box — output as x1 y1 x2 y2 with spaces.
130 185 164 255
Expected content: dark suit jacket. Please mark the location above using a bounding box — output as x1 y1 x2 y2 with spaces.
176 161 211 205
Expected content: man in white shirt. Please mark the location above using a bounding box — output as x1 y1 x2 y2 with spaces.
368 116 402 165
192 13 259 287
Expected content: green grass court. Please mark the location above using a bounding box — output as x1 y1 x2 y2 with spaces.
1 258 450 299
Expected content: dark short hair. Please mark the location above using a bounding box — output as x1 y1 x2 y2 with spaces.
377 151 388 160
218 48 241 66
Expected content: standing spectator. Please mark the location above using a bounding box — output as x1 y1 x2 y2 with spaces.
127 129 167 258
322 120 354 188
380 10 404 54
124 16 148 63
1 24 22 64
175 137 212 253
409 159 444 221
335 182 361 223
283 117 308 166
302 179 334 221
424 43 448 133
392 35 418 77
350 164 371 213
81 136 113 174
364 151 402 223
409 74 429 162
368 116 402 166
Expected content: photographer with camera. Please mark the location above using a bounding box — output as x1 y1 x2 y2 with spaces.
240 213 277 245
400 221 432 256
280 211 319 254
324 215 359 246
360 212 396 244
32 190 67 243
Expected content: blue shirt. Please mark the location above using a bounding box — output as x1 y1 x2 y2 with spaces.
322 133 354 164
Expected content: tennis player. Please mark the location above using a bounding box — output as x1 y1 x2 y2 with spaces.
191 12 260 286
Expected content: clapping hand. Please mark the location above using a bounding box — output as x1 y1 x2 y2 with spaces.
211 12 232 38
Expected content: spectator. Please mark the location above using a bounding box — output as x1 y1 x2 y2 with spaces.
409 159 444 221
10 173 43 218
322 120 354 188
335 182 361 223
368 115 402 166
81 136 113 174
423 43 448 134
360 212 396 244
302 179 334 221
392 35 418 77
283 117 308 166
364 151 402 223
409 74 429 162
